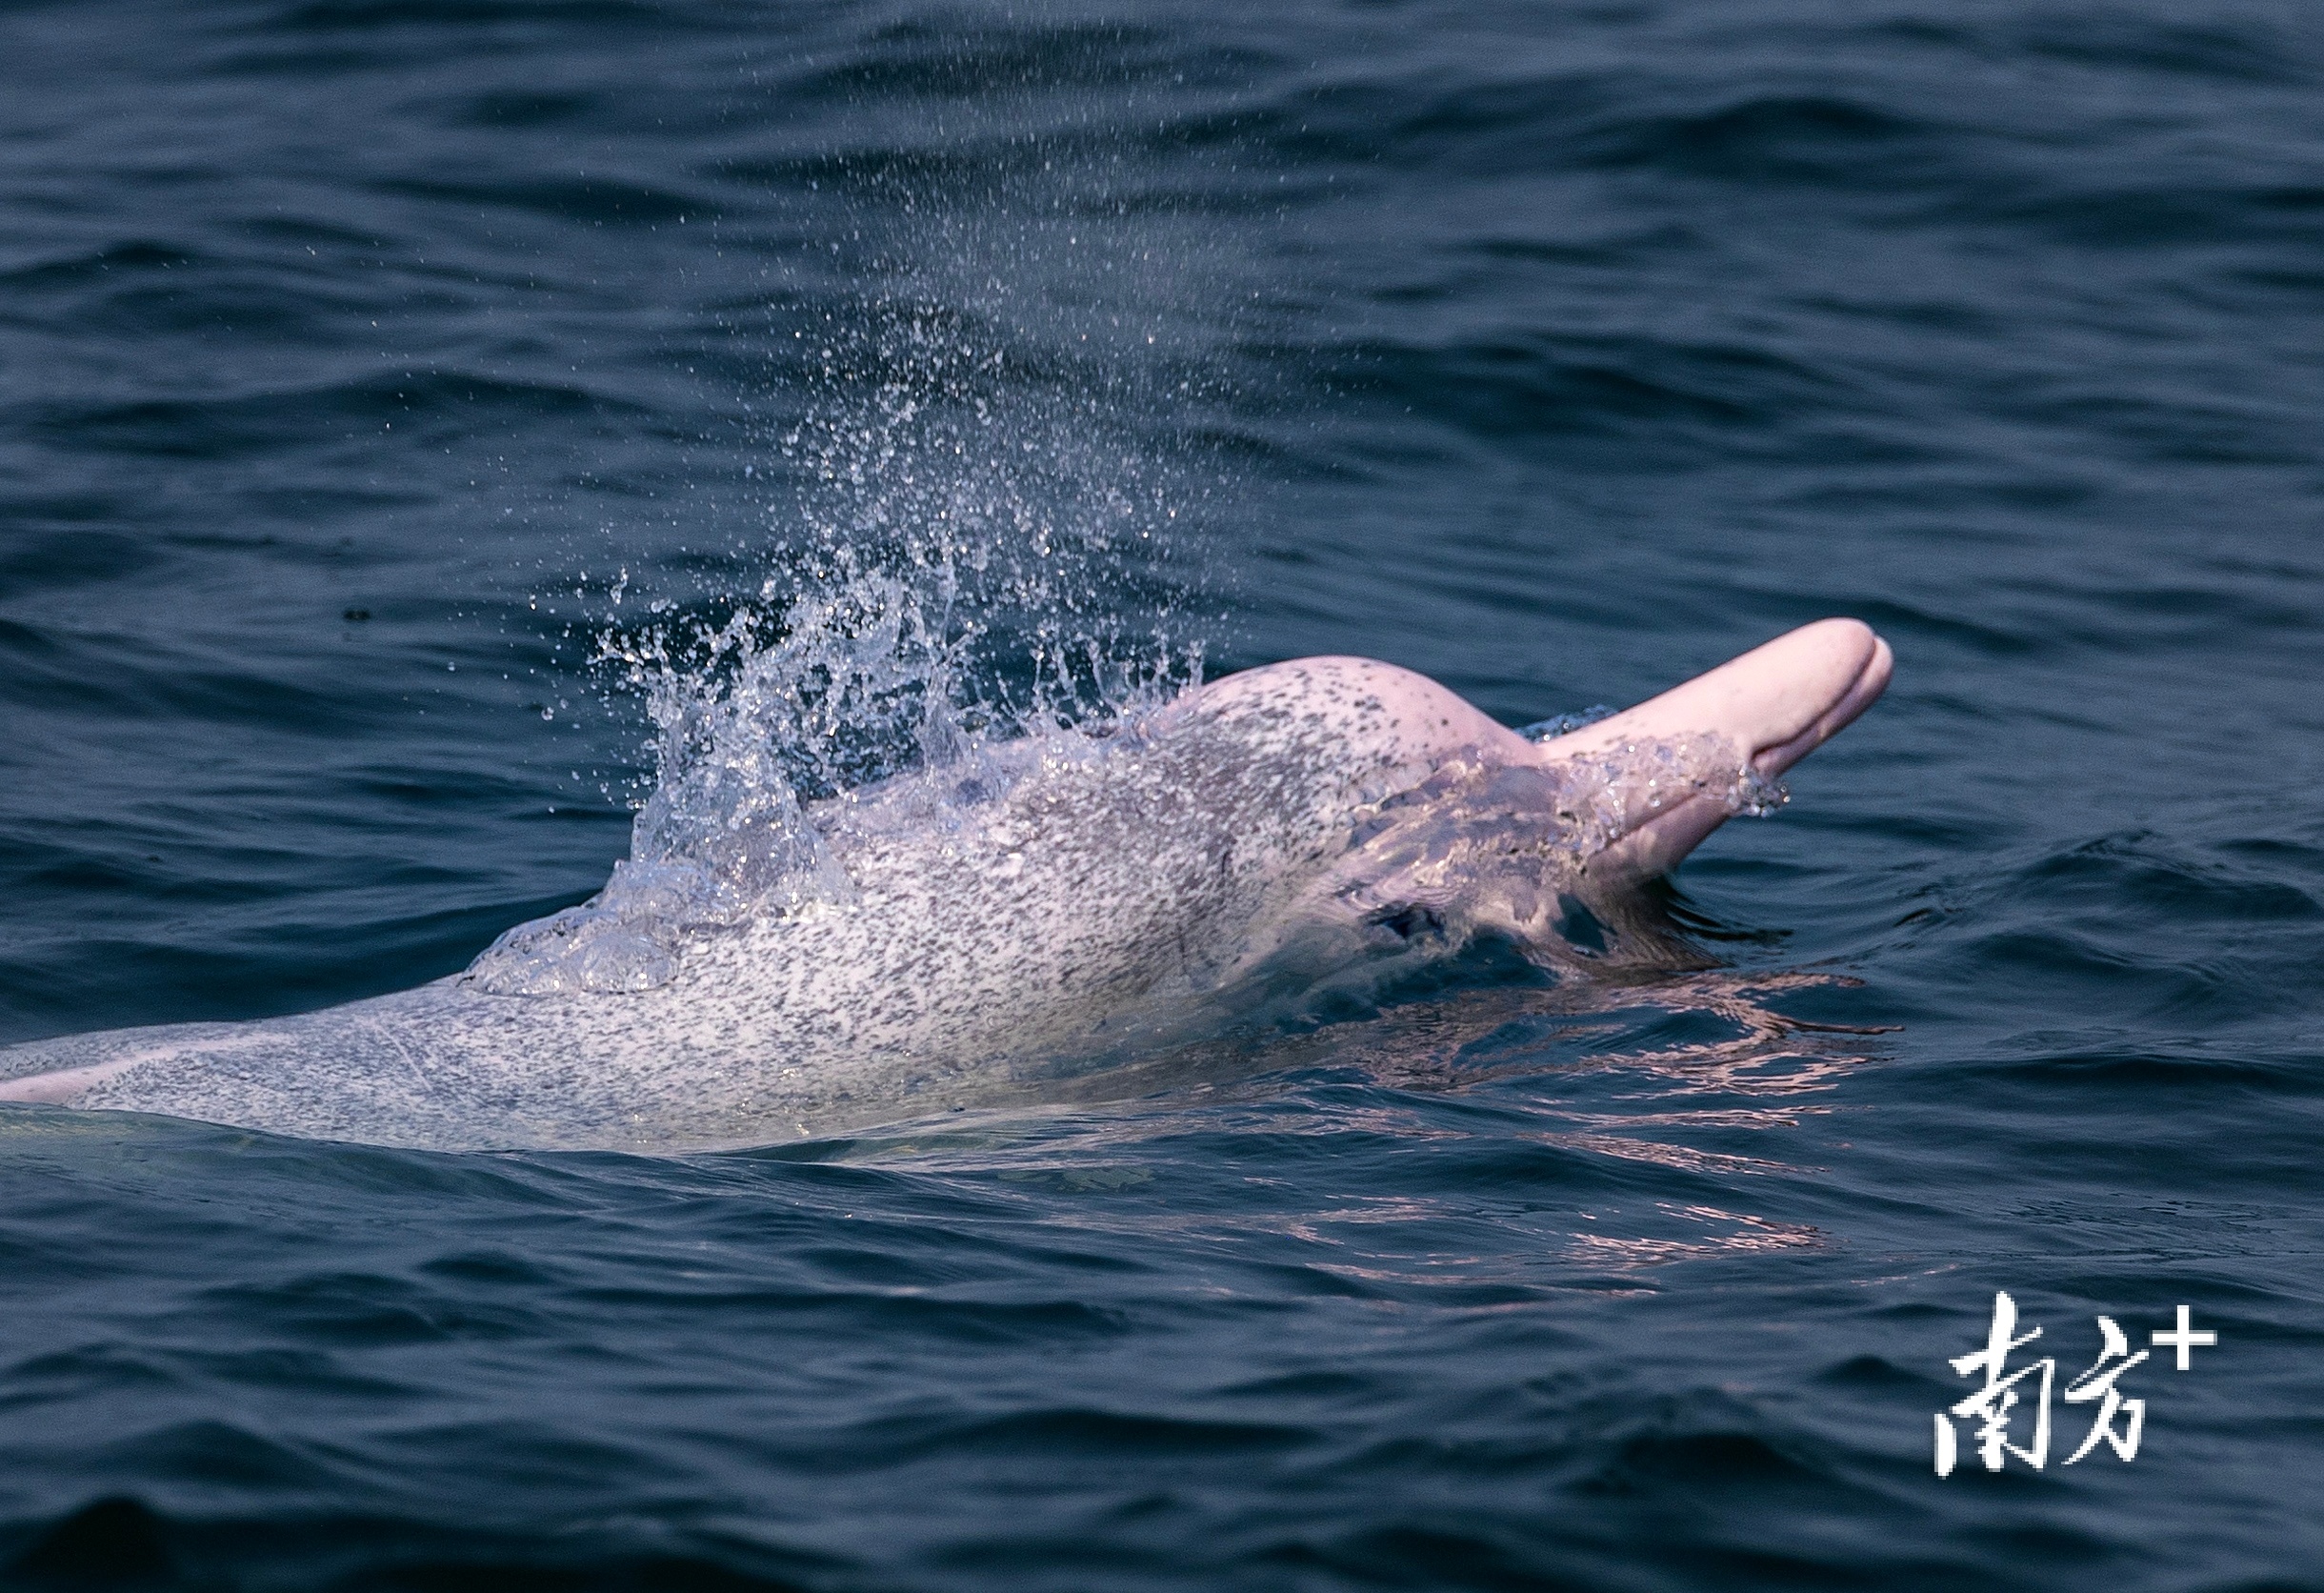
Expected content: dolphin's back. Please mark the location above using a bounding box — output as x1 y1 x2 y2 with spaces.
0 692 1454 1149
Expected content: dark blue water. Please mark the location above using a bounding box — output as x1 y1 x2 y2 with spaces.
5 0 2322 1585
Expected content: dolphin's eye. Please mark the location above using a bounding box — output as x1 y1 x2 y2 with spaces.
1368 904 1445 943
1553 894 1612 955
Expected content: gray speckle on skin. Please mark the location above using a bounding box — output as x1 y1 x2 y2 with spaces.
0 658 1750 1152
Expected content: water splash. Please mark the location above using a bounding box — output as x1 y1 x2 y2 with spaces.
1517 705 1614 741
1349 731 1788 900
475 299 1209 996
1546 733 1791 855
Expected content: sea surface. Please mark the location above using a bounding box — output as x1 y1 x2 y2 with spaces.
3 0 2322 1586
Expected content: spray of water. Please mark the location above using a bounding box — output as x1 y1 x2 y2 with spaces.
473 294 1212 996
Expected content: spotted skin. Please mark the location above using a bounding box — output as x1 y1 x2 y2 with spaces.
0 622 1889 1150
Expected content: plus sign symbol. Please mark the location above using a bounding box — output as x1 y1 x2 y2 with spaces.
2152 1305 2218 1371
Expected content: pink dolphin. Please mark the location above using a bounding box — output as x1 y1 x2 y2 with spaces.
0 619 1890 1149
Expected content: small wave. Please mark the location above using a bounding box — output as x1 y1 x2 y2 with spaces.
372 175 714 227
30 373 615 461
1322 333 1847 452
258 0 677 31
1574 93 1941 184
794 20 1183 103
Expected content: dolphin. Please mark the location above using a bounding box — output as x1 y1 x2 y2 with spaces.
0 618 1890 1151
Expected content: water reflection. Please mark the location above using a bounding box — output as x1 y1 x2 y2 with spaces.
826 960 1897 1278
